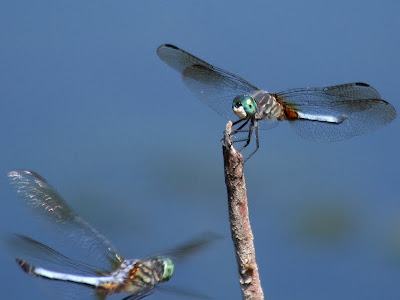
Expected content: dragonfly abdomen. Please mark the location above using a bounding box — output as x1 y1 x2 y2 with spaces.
16 258 116 289
269 93 345 124
280 106 346 124
282 105 299 121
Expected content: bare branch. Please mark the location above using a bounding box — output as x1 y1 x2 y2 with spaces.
222 121 264 300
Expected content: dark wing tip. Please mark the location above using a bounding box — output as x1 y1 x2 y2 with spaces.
157 44 179 53
355 82 371 87
163 44 179 50
16 258 25 266
16 258 32 273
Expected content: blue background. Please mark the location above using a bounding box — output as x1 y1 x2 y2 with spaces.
0 1 399 299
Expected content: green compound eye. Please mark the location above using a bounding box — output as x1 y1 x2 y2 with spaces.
241 96 257 115
161 257 174 282
232 96 257 119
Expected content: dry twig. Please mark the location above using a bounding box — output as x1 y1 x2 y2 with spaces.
222 121 264 300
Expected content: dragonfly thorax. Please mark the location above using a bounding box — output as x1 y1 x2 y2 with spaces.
252 91 283 121
134 257 174 284
232 95 258 119
109 257 172 294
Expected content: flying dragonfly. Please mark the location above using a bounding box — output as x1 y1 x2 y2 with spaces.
8 169 219 300
157 44 397 160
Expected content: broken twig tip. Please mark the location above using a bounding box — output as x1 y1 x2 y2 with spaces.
223 121 233 146
225 121 233 134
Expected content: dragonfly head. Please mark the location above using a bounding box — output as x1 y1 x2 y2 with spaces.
232 95 257 119
161 257 174 282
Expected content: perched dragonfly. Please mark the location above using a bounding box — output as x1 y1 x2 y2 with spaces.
8 169 219 300
157 44 396 159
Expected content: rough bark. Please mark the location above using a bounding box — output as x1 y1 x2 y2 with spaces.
222 121 264 300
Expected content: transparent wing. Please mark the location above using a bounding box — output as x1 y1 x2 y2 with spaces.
157 286 213 299
7 234 109 300
157 44 260 120
8 234 106 276
122 233 221 300
257 119 279 130
276 82 397 141
151 232 222 264
8 169 124 272
122 287 155 300
123 285 211 300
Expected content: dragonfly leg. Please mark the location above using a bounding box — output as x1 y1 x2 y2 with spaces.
243 119 255 148
232 134 251 146
221 119 248 144
234 119 254 153
243 121 259 162
239 120 253 148
231 119 252 145
232 119 250 135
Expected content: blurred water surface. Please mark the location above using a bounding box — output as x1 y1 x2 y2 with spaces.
0 1 399 299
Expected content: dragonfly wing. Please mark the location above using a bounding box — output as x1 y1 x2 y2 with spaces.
157 44 260 120
151 232 222 264
157 285 213 299
121 285 155 300
276 82 396 141
257 119 279 130
8 170 124 272
8 234 105 275
122 284 211 300
8 235 110 300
